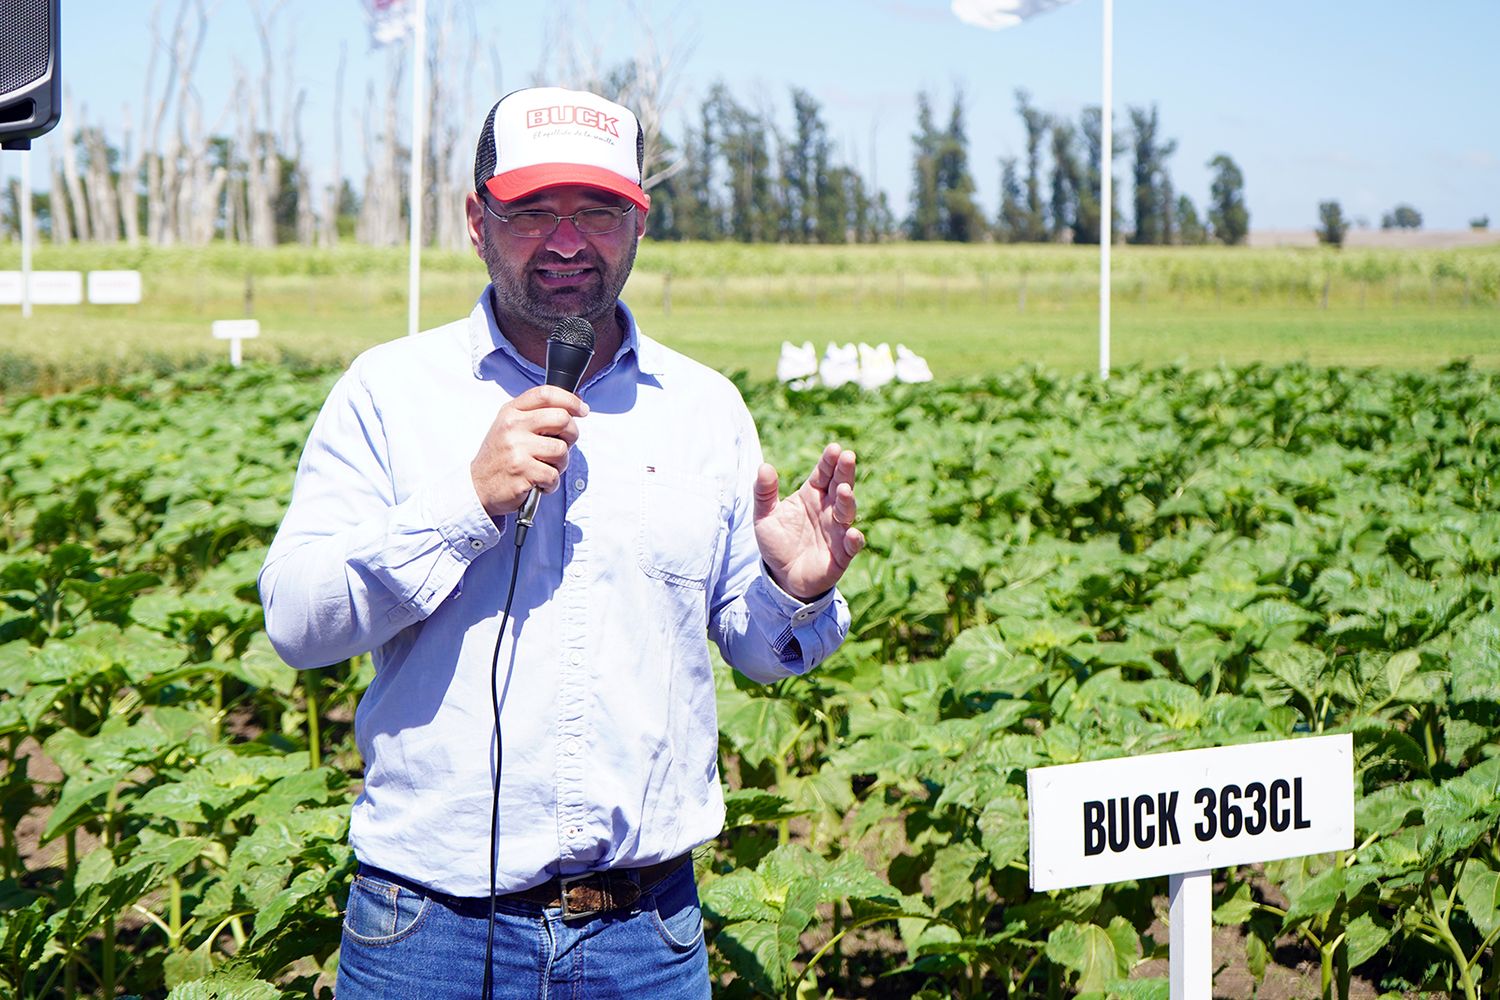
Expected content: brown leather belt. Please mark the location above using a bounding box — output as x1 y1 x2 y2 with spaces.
357 853 691 922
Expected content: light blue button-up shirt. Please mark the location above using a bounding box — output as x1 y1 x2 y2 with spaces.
259 291 849 895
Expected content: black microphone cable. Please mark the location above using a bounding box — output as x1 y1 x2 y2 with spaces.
483 528 526 1000
481 316 594 999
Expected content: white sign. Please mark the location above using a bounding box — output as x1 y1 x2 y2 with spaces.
87 270 143 304
1027 733 1353 892
211 319 261 341
0 271 83 305
211 319 261 367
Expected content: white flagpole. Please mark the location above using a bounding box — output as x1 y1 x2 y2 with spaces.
407 0 426 337
1099 0 1112 379
20 149 33 319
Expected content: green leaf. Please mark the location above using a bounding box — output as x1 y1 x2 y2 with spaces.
164 971 283 1000
42 774 117 842
1245 928 1269 980
1212 879 1256 925
717 691 799 768
976 794 1028 870
1456 859 1500 939
1173 625 1228 683
713 919 785 996
1103 977 1169 1000
1045 917 1137 993
1343 911 1395 969
1281 866 1345 929
133 780 209 824
722 789 801 828
928 841 986 913
1355 781 1430 838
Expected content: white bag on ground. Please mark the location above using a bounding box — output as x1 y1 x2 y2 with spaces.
820 342 860 389
856 342 896 389
777 340 818 387
895 344 934 383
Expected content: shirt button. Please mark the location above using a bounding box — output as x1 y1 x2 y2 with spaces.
565 738 582 756
569 651 583 666
566 826 581 840
469 538 483 551
573 478 585 493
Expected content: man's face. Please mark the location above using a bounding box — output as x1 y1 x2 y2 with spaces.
473 185 645 333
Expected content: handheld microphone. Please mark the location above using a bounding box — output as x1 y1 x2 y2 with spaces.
514 317 595 547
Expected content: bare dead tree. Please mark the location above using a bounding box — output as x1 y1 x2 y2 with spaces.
239 0 291 247
118 104 140 243
426 0 480 250
319 41 348 247
58 97 92 242
143 0 214 244
48 152 73 242
82 123 122 240
357 52 407 247
291 89 316 245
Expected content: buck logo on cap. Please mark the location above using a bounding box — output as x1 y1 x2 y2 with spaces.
525 106 621 137
476 87 649 212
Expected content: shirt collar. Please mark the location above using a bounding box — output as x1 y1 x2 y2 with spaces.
467 288 665 380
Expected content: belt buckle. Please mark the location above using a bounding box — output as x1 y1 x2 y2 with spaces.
559 872 604 921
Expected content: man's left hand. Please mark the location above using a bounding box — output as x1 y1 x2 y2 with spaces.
753 443 865 602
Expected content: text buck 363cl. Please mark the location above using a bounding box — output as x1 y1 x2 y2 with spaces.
1027 734 1353 892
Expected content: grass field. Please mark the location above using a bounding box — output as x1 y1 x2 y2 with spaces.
0 241 1496 391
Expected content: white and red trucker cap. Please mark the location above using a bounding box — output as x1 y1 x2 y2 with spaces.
474 87 649 212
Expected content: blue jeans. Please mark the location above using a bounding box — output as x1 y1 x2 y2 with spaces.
334 861 710 1000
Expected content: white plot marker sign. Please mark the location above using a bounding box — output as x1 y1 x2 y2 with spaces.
87 270 143 304
212 319 261 367
1027 733 1354 999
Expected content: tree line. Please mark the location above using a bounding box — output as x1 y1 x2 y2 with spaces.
907 88 1248 246
0 5 1248 249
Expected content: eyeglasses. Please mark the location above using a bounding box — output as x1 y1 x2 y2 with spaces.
479 199 634 239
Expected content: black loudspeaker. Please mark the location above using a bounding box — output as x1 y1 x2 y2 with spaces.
0 0 62 149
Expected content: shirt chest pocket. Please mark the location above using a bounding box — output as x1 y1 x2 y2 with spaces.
638 469 727 589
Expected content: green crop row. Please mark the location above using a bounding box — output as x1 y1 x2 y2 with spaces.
3 240 1498 289
1 361 1497 998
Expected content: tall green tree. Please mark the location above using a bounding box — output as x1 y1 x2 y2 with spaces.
1128 104 1177 244
1074 106 1109 245
709 84 776 243
907 92 942 241
995 156 1027 243
781 88 831 243
1381 204 1422 230
1317 200 1349 246
1176 194 1207 244
1048 118 1080 242
675 98 722 241
936 91 984 242
1016 89 1049 241
1206 153 1249 245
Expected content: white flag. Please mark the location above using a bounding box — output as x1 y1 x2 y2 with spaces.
952 0 1077 30
362 0 414 46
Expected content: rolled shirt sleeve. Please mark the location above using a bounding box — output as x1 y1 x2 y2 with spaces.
258 367 504 669
708 396 850 683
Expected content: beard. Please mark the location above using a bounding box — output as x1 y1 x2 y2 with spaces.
482 231 639 330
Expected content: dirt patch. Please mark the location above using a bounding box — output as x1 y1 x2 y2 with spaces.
1248 228 1500 249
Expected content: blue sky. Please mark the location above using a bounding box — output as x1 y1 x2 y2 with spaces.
10 0 1498 231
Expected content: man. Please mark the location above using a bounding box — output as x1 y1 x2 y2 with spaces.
258 86 863 998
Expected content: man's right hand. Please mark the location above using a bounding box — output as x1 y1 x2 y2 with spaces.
470 385 588 519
